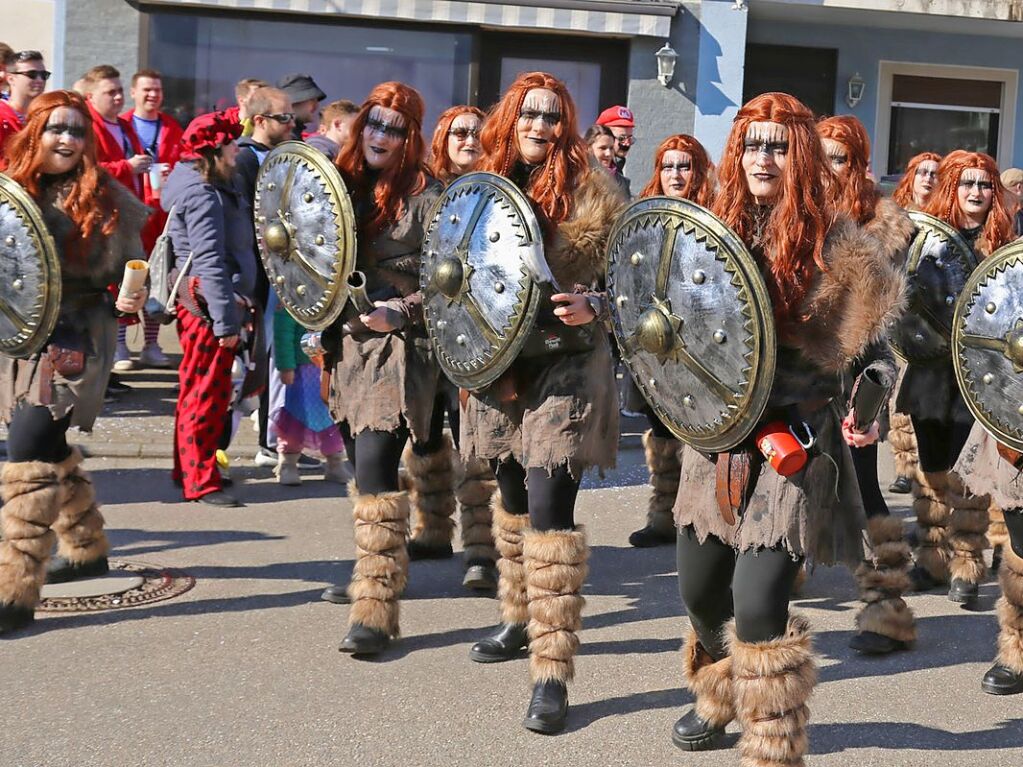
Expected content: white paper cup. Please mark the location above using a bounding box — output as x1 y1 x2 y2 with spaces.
119 259 149 302
148 163 167 197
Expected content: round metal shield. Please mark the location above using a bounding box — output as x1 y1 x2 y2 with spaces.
421 172 546 391
607 196 776 452
952 240 1023 452
0 174 61 358
254 141 356 331
890 211 978 363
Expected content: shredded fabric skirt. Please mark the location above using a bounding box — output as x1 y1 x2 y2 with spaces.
271 362 342 456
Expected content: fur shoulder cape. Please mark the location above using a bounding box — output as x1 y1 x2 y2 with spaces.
785 208 909 375
547 168 628 288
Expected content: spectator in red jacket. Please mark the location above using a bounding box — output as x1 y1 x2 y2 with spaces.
0 49 49 164
121 68 183 369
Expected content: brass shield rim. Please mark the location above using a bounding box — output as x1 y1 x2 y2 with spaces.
421 171 546 391
607 196 776 452
254 141 356 331
0 173 61 358
952 239 1023 452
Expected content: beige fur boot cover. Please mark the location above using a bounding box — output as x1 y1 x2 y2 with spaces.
682 626 735 729
946 472 990 585
53 448 109 565
643 430 681 537
0 460 62 608
525 526 588 684
730 614 817 767
854 516 916 644
913 470 952 583
493 495 530 625
988 501 1009 554
887 413 919 480
995 542 1023 674
405 435 456 549
347 491 410 637
457 456 498 564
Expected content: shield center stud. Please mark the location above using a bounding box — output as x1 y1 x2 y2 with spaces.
634 296 682 361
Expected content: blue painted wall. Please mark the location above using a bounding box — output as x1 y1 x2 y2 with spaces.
747 17 1023 173
693 0 748 163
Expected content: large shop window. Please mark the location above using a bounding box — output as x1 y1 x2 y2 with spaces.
146 13 472 131
888 75 1001 173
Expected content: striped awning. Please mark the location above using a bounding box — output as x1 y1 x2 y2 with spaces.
150 0 676 37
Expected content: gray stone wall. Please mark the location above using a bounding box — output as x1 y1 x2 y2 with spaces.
62 0 141 86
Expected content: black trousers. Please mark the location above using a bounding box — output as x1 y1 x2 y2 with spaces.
411 389 457 456
340 422 410 496
676 525 803 655
1006 508 1023 560
492 457 580 532
912 416 973 474
850 443 889 519
7 404 73 464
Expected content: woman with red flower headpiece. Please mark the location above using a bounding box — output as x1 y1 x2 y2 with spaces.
162 110 256 507
668 94 904 762
461 72 627 734
0 90 149 635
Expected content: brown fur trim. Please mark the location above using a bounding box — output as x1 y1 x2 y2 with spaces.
730 614 816 767
786 214 908 375
887 413 919 478
405 436 457 549
856 562 912 601
546 169 628 289
682 627 735 728
989 503 1009 549
457 456 497 563
0 460 63 609
864 197 916 268
999 544 1023 607
347 492 410 637
865 515 905 548
643 430 681 534
855 598 917 643
525 527 588 684
947 497 989 584
493 493 530 624
791 566 808 596
53 461 109 565
995 597 1023 673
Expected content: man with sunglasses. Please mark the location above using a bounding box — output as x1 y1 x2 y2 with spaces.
595 104 635 197
0 50 49 163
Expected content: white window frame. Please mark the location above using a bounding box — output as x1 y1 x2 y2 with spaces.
874 60 1017 176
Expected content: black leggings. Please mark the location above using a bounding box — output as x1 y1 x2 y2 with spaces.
1005 509 1023 560
7 404 73 463
340 422 410 495
912 416 973 473
676 525 803 654
492 457 580 532
850 443 889 519
411 390 457 456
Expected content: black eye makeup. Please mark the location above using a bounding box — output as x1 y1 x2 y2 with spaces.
743 140 789 156
45 123 87 140
365 117 407 140
660 163 692 173
518 109 562 127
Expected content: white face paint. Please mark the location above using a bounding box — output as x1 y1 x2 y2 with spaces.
362 105 408 171
516 88 561 165
957 168 994 226
659 149 694 198
446 113 482 176
821 137 849 177
913 160 939 206
741 121 789 204
40 106 87 176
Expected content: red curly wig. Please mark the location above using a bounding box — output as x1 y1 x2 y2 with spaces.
429 105 484 184
336 81 429 236
923 150 1013 256
477 71 589 227
712 92 835 328
816 115 879 225
5 90 118 264
892 151 941 209
639 134 715 207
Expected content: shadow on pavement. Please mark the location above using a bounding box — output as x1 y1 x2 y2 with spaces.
809 718 1023 753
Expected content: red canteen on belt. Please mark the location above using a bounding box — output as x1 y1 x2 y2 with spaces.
755 421 808 476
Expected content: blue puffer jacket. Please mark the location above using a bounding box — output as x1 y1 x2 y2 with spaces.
162 161 256 336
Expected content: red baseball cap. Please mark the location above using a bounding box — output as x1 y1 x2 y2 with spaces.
595 105 634 128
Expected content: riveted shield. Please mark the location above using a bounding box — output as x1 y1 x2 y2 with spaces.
254 141 356 331
952 240 1023 452
890 211 978 363
0 174 61 358
421 172 548 391
608 197 776 452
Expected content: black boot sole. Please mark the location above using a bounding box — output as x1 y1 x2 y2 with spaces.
462 565 498 592
672 727 724 751
46 558 110 585
338 636 390 656
948 585 979 606
469 645 527 663
982 678 1023 695
320 586 351 604
0 606 35 636
523 716 566 735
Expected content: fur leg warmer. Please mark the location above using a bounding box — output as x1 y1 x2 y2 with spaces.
0 460 63 609
731 614 817 767
347 492 410 637
912 470 952 583
888 413 919 480
457 456 498 565
682 626 735 728
989 501 1009 553
52 449 109 565
405 435 456 549
995 541 1023 674
525 526 588 685
946 472 990 585
643 430 681 536
854 516 916 644
493 495 530 624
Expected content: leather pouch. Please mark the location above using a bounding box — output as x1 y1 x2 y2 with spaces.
47 345 85 377
714 451 762 526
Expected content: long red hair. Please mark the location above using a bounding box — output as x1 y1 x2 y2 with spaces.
924 150 1013 256
429 105 484 184
816 115 878 225
712 92 835 328
5 90 118 264
336 82 429 236
477 71 589 227
640 134 715 207
892 151 941 209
